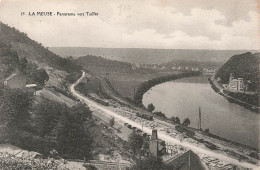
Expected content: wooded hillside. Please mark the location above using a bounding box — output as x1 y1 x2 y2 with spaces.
0 22 81 74
216 52 259 91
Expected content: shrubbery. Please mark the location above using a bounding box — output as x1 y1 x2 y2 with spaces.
0 86 93 159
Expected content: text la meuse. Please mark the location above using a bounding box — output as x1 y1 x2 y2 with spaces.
28 12 53 16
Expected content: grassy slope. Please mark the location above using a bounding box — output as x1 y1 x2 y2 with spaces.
0 22 81 74
108 71 181 99
76 55 183 99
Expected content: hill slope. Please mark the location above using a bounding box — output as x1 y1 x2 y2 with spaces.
215 52 259 91
76 55 133 73
0 22 81 74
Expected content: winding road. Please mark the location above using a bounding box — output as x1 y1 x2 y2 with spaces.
70 71 259 170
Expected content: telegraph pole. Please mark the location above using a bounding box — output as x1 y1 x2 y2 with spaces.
199 107 202 130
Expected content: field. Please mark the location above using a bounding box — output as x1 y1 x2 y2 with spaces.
108 71 182 99
87 68 181 99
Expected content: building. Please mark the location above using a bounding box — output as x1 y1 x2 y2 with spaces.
203 68 216 75
177 66 184 70
165 150 206 170
26 84 38 95
26 84 37 88
228 73 244 91
4 73 27 89
192 68 199 71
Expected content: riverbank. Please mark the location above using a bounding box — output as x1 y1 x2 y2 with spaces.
208 77 260 113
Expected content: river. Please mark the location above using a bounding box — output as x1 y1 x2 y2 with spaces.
143 76 260 149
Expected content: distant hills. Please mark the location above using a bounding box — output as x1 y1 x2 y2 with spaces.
76 55 132 69
50 47 259 64
215 52 259 91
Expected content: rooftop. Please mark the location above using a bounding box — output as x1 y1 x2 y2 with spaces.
5 74 17 81
26 84 37 88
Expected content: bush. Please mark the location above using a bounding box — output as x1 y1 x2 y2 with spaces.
153 111 166 118
147 103 155 112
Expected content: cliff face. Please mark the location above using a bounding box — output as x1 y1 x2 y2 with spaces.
215 52 260 91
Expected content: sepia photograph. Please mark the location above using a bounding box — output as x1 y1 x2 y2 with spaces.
0 0 259 169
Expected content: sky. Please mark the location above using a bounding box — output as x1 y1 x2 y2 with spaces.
0 0 259 50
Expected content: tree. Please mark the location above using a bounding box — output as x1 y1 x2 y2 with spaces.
153 111 166 118
56 109 93 159
183 118 191 126
32 98 93 159
39 69 49 83
0 46 20 78
20 57 28 72
147 103 155 112
34 98 68 137
70 103 92 121
175 117 180 124
128 133 144 155
31 69 49 86
0 88 32 141
109 117 115 127
0 47 20 66
204 128 209 133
